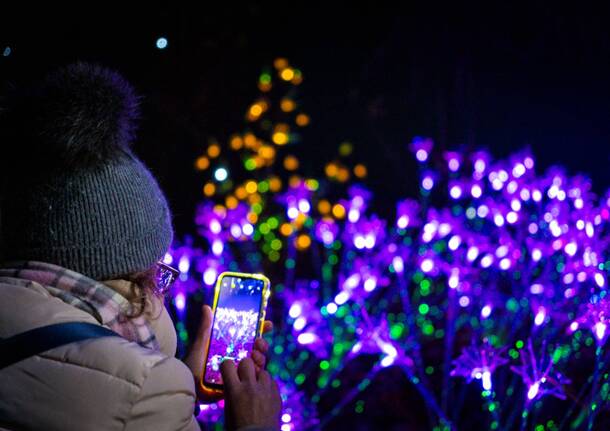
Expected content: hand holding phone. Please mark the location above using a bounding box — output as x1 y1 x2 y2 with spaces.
200 272 271 396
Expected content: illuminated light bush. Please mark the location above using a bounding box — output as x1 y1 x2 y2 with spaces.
167 59 610 430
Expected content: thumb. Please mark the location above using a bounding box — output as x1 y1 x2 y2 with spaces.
183 304 213 380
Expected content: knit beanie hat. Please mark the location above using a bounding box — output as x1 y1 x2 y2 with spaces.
0 62 173 280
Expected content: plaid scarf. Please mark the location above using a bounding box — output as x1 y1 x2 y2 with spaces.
0 261 159 350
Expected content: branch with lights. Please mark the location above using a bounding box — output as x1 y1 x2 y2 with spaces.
165 59 610 431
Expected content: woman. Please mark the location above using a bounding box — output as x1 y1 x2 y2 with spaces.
0 63 281 430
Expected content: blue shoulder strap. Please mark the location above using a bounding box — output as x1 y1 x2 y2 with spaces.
0 322 119 370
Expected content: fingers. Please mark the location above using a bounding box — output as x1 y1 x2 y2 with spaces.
220 359 239 388
251 350 266 369
237 357 257 383
257 369 272 385
262 320 273 334
254 337 269 354
252 338 268 371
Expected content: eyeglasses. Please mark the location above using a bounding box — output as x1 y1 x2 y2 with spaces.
155 261 179 295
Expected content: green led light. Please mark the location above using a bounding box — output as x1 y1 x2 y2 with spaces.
268 362 279 374
418 303 430 315
258 181 269 193
322 265 332 281
516 340 524 349
267 216 279 229
268 250 280 262
295 373 305 385
259 73 272 84
355 403 364 414
390 323 404 340
422 322 434 336
320 360 330 370
433 241 446 253
317 376 328 388
244 158 257 170
259 223 270 234
271 239 283 250
489 335 499 347
506 298 519 312
179 330 188 342
333 344 344 355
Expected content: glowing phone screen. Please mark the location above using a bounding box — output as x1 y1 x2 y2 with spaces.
203 275 264 386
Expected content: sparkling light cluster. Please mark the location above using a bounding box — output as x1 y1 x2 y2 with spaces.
169 59 610 430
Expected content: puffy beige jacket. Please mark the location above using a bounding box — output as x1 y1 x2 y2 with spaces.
0 276 201 431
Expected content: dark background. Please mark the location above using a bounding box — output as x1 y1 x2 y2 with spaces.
3 4 610 429
2 2 610 234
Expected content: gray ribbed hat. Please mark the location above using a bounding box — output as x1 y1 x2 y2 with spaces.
0 63 173 280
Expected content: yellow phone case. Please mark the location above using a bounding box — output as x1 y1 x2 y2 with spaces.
199 271 271 397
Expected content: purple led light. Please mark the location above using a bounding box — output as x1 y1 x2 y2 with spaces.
175 292 186 311
422 176 434 190
416 149 428 162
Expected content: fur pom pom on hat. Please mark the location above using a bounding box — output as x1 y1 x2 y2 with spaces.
0 63 173 280
1 62 139 170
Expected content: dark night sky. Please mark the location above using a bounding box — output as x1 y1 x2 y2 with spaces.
2 3 610 235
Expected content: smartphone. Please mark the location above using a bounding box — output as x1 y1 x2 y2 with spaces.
200 271 271 395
